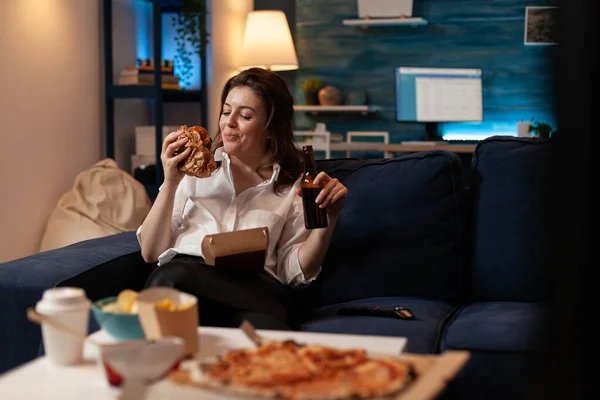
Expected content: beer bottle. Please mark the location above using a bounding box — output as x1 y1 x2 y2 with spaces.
301 145 328 229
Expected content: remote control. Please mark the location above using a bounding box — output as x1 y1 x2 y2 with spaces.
336 305 415 320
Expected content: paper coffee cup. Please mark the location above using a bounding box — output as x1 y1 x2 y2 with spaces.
35 287 91 366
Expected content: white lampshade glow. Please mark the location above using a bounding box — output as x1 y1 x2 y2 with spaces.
240 10 298 71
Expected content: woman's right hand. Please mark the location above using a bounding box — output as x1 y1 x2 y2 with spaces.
161 130 191 186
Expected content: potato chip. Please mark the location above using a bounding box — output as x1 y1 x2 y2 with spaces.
102 302 125 313
116 289 138 313
177 302 194 311
155 299 176 311
154 299 194 312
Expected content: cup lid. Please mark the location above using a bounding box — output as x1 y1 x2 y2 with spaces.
41 287 89 307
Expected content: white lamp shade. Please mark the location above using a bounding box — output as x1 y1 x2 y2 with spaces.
240 10 298 71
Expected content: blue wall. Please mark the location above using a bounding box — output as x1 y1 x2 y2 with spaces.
294 0 557 142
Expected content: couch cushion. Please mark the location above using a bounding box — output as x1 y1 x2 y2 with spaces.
439 351 545 400
441 301 548 354
468 136 553 302
298 296 457 354
311 152 468 307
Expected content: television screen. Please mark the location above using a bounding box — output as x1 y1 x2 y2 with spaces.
395 67 483 123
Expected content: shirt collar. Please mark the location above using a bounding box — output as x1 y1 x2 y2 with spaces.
214 147 226 162
215 147 280 186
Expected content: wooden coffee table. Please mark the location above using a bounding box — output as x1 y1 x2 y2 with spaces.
0 327 408 399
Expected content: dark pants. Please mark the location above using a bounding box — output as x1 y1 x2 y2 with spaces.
144 254 293 331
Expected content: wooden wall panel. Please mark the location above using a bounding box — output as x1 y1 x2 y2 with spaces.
294 0 557 142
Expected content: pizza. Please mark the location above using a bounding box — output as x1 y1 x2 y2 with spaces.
169 339 416 400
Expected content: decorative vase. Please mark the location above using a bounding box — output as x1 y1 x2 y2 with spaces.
304 91 319 105
318 86 342 106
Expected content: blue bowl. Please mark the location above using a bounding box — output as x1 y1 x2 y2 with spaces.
91 296 145 341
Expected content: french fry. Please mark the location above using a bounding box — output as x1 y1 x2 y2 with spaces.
102 289 194 314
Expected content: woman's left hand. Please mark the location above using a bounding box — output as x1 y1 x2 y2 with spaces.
297 172 348 218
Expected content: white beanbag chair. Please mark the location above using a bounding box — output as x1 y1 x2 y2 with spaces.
39 158 152 252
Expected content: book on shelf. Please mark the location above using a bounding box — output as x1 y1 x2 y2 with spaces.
116 81 182 90
161 83 181 90
118 74 180 85
121 65 174 75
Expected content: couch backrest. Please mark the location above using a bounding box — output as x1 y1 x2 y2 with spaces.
468 136 553 302
306 151 468 308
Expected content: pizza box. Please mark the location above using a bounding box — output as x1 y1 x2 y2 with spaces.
162 322 470 399
166 347 470 400
392 350 469 400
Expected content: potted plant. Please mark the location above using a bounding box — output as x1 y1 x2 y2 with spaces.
528 120 556 138
302 78 323 105
171 0 210 88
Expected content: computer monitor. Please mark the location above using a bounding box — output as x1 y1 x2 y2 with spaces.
395 67 483 140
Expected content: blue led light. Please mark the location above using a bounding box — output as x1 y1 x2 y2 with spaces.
441 109 557 140
134 0 151 60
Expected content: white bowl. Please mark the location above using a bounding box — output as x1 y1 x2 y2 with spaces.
97 337 184 395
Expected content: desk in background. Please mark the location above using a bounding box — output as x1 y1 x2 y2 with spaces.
379 143 476 157
330 142 476 181
329 142 476 158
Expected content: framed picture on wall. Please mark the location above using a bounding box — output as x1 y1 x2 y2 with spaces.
524 6 558 45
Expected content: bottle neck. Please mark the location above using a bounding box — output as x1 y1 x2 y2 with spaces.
303 150 318 179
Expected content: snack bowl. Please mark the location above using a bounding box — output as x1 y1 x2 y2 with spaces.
91 297 145 341
97 337 184 388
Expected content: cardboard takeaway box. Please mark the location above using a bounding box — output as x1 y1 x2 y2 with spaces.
136 287 199 357
201 227 269 274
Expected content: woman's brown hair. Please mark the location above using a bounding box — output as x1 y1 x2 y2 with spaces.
211 68 303 195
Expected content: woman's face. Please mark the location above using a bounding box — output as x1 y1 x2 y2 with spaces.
219 86 269 158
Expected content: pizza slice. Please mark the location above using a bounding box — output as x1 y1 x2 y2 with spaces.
297 344 369 375
216 341 315 386
280 350 415 400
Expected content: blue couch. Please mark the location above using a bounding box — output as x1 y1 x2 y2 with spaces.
0 136 552 399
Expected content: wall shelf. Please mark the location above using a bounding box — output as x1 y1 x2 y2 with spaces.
294 105 382 116
342 17 428 27
108 86 203 103
162 89 203 103
107 85 155 99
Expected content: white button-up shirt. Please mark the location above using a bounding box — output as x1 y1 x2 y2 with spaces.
136 147 320 287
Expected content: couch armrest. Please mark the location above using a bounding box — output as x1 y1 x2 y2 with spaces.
0 231 149 374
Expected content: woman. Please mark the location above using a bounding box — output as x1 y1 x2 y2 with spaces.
137 68 348 330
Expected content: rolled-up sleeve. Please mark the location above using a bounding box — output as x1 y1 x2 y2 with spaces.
276 194 322 287
135 180 188 246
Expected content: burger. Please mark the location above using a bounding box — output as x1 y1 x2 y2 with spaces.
175 125 218 178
